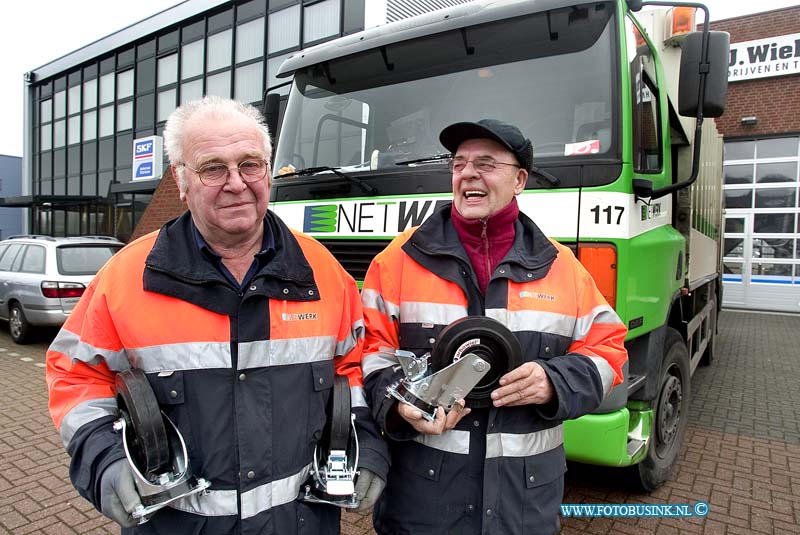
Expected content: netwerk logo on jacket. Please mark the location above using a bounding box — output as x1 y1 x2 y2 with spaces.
282 312 319 321
520 291 556 301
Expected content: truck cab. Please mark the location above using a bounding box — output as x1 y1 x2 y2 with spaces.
267 0 729 490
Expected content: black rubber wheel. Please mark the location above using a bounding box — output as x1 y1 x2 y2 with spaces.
9 303 32 344
328 375 351 451
699 297 717 367
431 316 523 408
636 328 690 491
115 369 170 476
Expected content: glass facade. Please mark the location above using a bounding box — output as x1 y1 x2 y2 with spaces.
723 136 800 288
26 0 352 240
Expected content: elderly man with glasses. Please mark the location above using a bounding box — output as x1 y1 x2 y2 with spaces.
360 119 628 535
46 96 388 534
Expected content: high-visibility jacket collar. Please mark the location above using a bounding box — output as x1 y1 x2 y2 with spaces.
404 202 559 285
144 211 320 315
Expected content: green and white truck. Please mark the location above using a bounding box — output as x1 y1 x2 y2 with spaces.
266 0 729 490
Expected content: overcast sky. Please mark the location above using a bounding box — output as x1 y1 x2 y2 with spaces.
1 0 797 157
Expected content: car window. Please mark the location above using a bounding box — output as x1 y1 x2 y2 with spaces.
0 244 24 271
20 245 47 274
57 245 122 276
10 247 26 272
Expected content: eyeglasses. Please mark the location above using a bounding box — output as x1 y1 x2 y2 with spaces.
448 157 520 174
181 159 270 187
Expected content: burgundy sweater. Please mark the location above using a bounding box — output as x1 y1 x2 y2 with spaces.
451 198 519 294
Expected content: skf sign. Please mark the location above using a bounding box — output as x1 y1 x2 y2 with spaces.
132 136 163 181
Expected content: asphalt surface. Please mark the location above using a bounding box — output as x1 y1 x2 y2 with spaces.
1 310 798 534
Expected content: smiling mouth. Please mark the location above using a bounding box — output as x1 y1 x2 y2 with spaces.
222 202 251 209
464 190 487 199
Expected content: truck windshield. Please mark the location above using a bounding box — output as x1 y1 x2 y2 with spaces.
274 1 616 177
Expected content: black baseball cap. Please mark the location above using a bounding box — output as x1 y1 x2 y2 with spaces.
439 119 534 171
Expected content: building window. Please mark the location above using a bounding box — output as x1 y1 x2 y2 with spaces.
158 89 177 122
182 40 204 80
100 73 115 105
136 93 156 129
235 62 263 104
41 124 52 151
181 79 203 104
54 90 66 119
54 120 66 148
41 99 53 123
68 85 81 115
83 110 97 141
269 5 300 52
117 101 133 131
723 136 800 286
100 106 115 137
304 0 340 44
207 29 233 72
206 71 231 98
117 70 134 100
158 54 178 87
137 57 157 93
83 79 97 110
68 115 81 145
236 18 264 63
237 0 267 22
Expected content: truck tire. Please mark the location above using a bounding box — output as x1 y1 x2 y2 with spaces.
9 303 32 344
636 327 690 491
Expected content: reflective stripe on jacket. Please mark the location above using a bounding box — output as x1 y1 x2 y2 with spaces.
361 203 627 535
46 210 388 535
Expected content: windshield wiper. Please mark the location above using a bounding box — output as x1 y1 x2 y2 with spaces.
531 166 560 187
394 154 452 166
278 166 377 195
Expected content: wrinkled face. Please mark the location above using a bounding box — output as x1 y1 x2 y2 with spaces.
451 138 527 220
175 113 271 243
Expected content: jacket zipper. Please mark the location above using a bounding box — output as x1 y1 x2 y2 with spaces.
232 291 244 535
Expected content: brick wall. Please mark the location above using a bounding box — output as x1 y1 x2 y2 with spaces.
130 166 186 241
709 6 800 138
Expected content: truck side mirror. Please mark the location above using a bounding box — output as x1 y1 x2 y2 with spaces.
264 93 281 141
678 31 730 118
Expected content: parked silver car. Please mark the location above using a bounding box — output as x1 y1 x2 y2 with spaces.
0 235 124 343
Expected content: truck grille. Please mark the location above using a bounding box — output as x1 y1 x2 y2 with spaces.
317 239 391 281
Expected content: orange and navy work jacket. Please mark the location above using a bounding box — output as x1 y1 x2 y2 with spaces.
46 211 388 535
361 204 627 535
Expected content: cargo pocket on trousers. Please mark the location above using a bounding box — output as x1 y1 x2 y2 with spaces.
523 446 567 532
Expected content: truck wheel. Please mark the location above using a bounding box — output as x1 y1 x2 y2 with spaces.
9 303 32 344
636 327 690 491
699 298 717 366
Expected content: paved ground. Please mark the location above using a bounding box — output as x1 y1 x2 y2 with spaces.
1 310 798 534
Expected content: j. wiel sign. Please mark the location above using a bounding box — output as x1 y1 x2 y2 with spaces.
728 32 800 82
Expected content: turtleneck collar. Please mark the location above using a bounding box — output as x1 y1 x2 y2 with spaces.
450 197 519 293
451 197 519 242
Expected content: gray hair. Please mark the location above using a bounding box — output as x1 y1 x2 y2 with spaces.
163 96 272 190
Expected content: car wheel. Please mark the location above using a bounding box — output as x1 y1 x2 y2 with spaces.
635 327 690 491
9 303 32 344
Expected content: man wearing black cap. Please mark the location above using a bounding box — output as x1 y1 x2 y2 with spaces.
360 119 627 535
